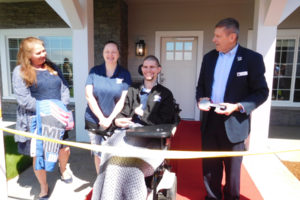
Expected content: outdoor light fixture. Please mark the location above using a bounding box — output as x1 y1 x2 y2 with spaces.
135 40 145 56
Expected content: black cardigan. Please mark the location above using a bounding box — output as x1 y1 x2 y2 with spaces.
117 83 176 125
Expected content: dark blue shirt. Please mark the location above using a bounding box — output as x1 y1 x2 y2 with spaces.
85 63 132 124
30 70 62 100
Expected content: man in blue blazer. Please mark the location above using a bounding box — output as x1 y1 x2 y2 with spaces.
196 18 269 200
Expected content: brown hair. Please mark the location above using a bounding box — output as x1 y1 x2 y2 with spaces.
104 40 120 52
143 55 161 67
17 37 56 86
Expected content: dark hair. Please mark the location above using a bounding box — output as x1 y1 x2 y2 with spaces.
103 40 120 52
143 55 161 67
215 18 239 38
138 55 161 76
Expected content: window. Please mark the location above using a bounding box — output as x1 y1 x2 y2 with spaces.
7 38 23 94
273 39 294 101
165 38 194 61
40 36 73 96
272 30 300 106
0 29 73 98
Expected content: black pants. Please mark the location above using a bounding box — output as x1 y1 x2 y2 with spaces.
202 111 245 200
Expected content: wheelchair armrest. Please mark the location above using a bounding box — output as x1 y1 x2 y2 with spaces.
126 124 176 139
86 128 113 139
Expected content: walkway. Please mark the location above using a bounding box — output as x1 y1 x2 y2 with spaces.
3 121 94 200
243 125 300 200
2 121 300 200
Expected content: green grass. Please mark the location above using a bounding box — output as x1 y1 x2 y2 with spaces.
70 87 74 97
4 135 32 180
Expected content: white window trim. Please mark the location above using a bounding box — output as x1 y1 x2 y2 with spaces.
248 29 300 107
0 28 72 100
272 29 300 107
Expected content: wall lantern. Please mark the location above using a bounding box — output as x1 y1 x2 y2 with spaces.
135 40 145 56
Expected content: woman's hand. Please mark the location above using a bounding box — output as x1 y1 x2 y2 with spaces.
99 117 112 130
114 117 133 128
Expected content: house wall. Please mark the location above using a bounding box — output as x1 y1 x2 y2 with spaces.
1 0 300 126
127 1 300 126
127 0 254 80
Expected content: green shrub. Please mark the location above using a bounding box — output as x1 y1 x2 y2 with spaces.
4 135 32 180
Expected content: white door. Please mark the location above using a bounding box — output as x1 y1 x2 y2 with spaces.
160 37 198 120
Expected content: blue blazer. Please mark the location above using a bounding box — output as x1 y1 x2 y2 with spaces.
196 45 269 143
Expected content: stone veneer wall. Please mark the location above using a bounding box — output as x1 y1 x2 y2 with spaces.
0 2 67 28
270 108 300 126
94 0 128 68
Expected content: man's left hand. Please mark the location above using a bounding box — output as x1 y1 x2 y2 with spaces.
215 103 239 116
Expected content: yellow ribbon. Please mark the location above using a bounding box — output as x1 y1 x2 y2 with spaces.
1 127 299 159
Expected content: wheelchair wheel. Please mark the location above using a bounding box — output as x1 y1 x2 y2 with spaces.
165 175 177 200
158 175 177 200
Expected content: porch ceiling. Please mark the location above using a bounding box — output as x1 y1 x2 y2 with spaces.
126 0 246 3
0 0 251 5
0 0 41 2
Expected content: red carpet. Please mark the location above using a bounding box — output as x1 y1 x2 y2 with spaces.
169 120 263 200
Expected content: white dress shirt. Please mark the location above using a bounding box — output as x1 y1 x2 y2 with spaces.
211 44 238 104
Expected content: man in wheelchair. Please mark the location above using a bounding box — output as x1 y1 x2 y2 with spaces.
91 55 180 200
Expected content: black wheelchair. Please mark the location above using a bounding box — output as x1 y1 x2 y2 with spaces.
126 123 178 200
87 101 180 200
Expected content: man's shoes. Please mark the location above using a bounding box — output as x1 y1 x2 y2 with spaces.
58 167 73 184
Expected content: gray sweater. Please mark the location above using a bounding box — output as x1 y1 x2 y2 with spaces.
12 65 70 142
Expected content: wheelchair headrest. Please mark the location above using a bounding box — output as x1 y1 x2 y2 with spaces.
138 64 143 76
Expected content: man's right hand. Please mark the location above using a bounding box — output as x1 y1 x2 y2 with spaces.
197 97 211 111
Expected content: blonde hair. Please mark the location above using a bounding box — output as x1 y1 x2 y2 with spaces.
17 37 56 86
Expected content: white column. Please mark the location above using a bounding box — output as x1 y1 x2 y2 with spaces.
244 1 300 199
0 91 8 200
73 0 94 142
248 0 277 150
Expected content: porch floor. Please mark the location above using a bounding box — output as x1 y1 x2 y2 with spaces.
2 120 300 200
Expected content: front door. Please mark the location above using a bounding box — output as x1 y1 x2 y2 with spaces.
160 37 198 120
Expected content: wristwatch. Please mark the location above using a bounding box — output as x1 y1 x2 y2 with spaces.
237 103 243 112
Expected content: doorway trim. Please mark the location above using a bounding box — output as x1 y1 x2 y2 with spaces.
155 31 203 120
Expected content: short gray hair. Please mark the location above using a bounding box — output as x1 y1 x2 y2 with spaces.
215 18 239 38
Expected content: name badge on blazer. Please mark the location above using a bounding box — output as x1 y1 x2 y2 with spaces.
237 71 248 77
153 95 161 102
116 78 123 84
